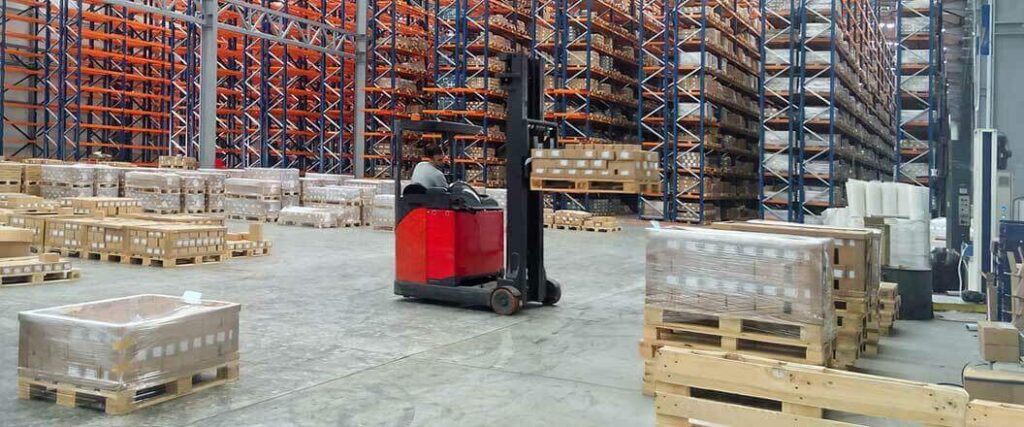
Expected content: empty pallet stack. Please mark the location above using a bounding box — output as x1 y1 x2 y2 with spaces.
531 144 660 194
18 295 239 415
710 221 883 367
640 226 836 395
224 179 282 222
125 172 183 214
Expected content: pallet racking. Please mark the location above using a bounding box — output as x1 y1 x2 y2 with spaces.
760 0 897 223
1 0 355 172
365 0 432 179
639 0 763 223
422 0 532 186
894 0 940 208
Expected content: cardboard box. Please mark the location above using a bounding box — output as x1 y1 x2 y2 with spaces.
978 321 1022 362
0 225 34 258
964 364 1024 404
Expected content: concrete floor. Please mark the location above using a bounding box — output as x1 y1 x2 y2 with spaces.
0 222 983 427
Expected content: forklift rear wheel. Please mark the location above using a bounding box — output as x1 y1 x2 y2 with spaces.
490 287 522 315
543 279 562 306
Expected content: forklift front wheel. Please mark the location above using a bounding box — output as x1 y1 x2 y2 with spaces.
490 286 522 315
543 279 562 306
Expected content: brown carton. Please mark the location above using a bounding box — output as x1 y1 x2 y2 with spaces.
964 364 1024 404
978 321 1021 362
0 226 33 258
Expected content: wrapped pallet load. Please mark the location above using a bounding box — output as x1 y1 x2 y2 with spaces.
125 171 182 214
196 170 227 213
177 172 207 214
41 165 95 199
224 178 282 221
17 294 240 414
93 165 120 197
302 186 362 226
370 194 395 230
640 226 836 393
278 206 338 228
242 168 300 207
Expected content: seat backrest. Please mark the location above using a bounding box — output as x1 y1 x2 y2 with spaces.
402 183 427 196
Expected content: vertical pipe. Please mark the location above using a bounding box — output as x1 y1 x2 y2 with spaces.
199 0 218 168
354 0 368 177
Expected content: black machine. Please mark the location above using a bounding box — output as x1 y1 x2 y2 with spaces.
391 53 561 315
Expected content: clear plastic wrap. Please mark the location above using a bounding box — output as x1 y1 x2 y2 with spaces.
18 294 240 392
196 170 227 194
278 206 338 228
646 227 835 340
224 178 280 197
370 194 395 229
224 197 281 219
241 167 299 194
125 172 182 213
41 165 95 198
302 186 361 204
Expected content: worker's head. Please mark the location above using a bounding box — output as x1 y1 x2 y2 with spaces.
424 143 444 167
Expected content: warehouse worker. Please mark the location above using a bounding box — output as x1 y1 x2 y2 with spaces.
411 143 448 189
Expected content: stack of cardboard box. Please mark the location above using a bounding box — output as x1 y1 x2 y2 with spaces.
531 144 660 193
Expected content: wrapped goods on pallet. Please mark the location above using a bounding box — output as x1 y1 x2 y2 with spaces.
66 197 142 218
43 216 97 254
242 168 300 207
177 172 207 214
125 172 182 214
553 210 591 227
645 227 836 337
278 207 338 228
301 186 361 205
41 165 95 199
0 163 24 193
531 144 660 192
196 170 226 213
18 294 239 413
93 166 120 197
370 195 396 230
8 213 65 249
224 178 282 221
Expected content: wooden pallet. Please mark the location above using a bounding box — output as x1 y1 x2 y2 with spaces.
0 267 79 287
18 361 238 415
126 253 225 268
530 178 659 194
641 306 833 385
967 400 1024 427
583 226 621 233
652 348 969 427
227 215 278 223
85 251 126 263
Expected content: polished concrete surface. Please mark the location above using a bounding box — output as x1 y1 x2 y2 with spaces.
0 222 981 426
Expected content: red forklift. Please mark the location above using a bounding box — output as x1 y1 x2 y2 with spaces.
391 54 561 315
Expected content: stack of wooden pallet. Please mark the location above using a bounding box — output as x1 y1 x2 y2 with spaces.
709 221 883 368
878 281 900 335
641 227 836 395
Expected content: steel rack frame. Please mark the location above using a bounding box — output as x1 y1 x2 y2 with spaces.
894 0 939 208
365 0 432 179
640 0 763 223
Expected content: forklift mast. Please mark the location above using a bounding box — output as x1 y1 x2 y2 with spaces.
499 53 555 303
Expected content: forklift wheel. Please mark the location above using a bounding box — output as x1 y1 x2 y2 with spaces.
490 287 522 315
543 279 562 306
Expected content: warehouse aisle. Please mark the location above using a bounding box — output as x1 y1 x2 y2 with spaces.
0 224 978 426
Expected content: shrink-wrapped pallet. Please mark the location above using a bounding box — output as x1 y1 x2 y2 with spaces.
242 168 299 207
224 178 281 219
41 165 95 199
302 186 361 205
18 294 239 392
369 194 395 229
278 206 338 228
125 172 182 213
646 227 835 339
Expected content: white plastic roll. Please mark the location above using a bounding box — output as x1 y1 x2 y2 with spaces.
887 218 931 270
881 182 900 216
909 186 929 220
845 179 867 218
865 181 883 217
896 183 914 218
